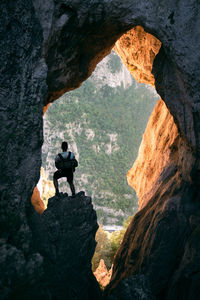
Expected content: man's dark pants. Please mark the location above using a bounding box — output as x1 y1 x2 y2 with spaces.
53 169 75 196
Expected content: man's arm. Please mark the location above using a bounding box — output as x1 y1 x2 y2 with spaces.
70 152 75 159
55 154 60 163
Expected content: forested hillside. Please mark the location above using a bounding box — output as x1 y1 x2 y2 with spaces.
42 52 158 225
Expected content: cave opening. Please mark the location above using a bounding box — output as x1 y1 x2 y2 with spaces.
40 50 159 222
32 27 161 283
41 51 159 279
32 26 161 217
31 25 162 287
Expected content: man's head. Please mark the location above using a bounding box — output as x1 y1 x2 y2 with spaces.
61 141 68 152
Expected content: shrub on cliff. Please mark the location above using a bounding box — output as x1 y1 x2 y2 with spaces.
92 216 132 271
109 216 132 262
92 224 112 271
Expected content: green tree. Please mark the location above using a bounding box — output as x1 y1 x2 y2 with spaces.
110 216 132 262
92 225 112 271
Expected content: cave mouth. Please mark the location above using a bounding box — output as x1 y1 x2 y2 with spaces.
39 50 159 226
35 50 160 284
30 24 162 287
31 26 161 225
30 24 162 279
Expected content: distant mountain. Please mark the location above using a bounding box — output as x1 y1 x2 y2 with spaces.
42 51 158 225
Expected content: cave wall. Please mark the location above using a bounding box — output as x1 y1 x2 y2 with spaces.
104 4 200 298
127 99 191 209
106 99 199 299
0 2 47 298
36 0 200 152
114 26 161 86
1 0 200 299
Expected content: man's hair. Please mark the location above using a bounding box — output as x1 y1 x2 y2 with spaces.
61 141 68 151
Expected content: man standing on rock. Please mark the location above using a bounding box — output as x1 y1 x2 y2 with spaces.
53 141 78 197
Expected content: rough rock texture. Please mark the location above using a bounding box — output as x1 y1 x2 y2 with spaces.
0 1 47 298
166 223 200 300
36 167 55 206
127 99 180 208
2 191 101 299
1 0 200 299
105 275 155 300
33 0 200 152
31 186 45 214
105 98 199 298
29 191 101 299
94 259 112 288
114 26 161 86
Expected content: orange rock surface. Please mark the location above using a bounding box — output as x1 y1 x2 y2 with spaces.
94 259 112 287
31 168 55 213
43 103 50 114
106 97 196 296
31 186 45 214
114 26 161 86
127 99 179 209
105 26 199 297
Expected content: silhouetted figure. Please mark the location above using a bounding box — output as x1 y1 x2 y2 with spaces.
53 141 78 196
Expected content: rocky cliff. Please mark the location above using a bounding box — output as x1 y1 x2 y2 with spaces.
0 2 47 298
29 191 101 299
114 26 161 86
1 0 200 299
1 191 101 299
127 99 180 208
105 99 198 299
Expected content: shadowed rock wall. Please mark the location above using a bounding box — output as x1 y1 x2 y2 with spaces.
29 192 101 299
0 2 47 298
1 0 200 299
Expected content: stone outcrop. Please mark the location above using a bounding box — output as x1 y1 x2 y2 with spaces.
1 0 200 299
114 26 161 86
105 98 198 298
31 186 45 214
105 275 155 300
94 259 112 288
31 167 55 214
127 99 180 208
29 191 101 299
1 191 101 299
37 167 55 205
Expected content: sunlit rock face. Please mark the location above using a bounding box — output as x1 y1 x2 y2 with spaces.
105 99 198 298
1 0 200 299
106 18 200 297
31 166 55 213
94 259 112 288
114 26 161 86
127 99 186 209
31 186 45 214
